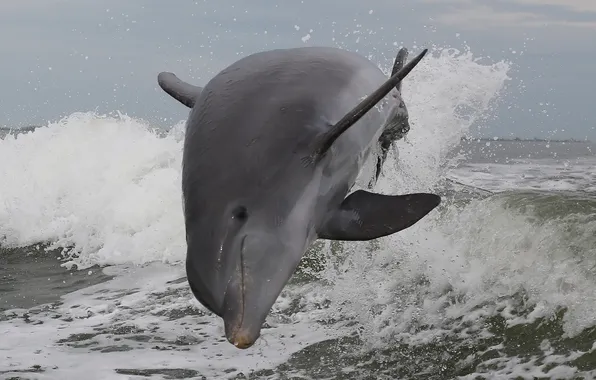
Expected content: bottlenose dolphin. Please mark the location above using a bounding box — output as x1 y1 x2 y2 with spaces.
157 46 440 349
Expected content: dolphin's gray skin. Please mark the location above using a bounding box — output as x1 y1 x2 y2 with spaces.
157 46 440 349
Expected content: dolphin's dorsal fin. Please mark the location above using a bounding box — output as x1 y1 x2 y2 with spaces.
392 48 409 92
157 72 203 108
306 48 427 164
317 190 440 241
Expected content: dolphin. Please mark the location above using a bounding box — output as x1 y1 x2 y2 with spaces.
157 46 440 349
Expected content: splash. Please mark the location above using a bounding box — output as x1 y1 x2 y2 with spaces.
322 46 513 347
0 112 187 269
288 48 596 377
378 46 511 194
0 47 510 272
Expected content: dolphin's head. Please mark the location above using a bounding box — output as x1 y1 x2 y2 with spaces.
184 175 320 349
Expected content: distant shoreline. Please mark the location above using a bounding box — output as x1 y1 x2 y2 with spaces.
0 126 592 143
0 126 39 132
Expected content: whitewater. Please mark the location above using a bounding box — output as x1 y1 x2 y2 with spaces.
1 46 596 379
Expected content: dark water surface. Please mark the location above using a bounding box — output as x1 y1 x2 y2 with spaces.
0 245 112 312
453 139 595 164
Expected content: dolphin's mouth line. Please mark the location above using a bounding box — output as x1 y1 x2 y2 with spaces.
233 235 247 341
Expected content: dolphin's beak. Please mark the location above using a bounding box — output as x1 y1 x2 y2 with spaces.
220 234 302 349
222 269 261 349
221 246 259 349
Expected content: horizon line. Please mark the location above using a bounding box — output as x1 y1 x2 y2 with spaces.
0 126 593 143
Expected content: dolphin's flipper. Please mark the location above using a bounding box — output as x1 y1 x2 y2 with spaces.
157 72 203 108
317 190 441 241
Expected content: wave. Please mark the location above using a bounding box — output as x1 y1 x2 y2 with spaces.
0 46 510 270
0 112 187 268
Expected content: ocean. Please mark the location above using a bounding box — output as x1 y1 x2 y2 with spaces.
1 49 595 379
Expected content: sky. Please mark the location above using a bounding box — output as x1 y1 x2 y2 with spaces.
0 0 594 140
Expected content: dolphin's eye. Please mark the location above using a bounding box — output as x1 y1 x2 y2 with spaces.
232 206 249 221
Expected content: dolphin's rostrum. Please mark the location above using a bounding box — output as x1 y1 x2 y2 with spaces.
158 46 440 349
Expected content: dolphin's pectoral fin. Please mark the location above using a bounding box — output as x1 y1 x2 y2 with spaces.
318 190 441 241
157 72 203 108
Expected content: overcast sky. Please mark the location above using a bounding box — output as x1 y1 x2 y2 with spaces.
0 0 594 139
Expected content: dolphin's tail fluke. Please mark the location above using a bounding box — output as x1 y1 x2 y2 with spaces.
369 47 413 188
303 48 428 166
157 72 203 108
391 48 409 92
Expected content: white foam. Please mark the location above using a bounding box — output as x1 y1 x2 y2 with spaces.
0 112 187 269
0 263 342 379
311 179 596 376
